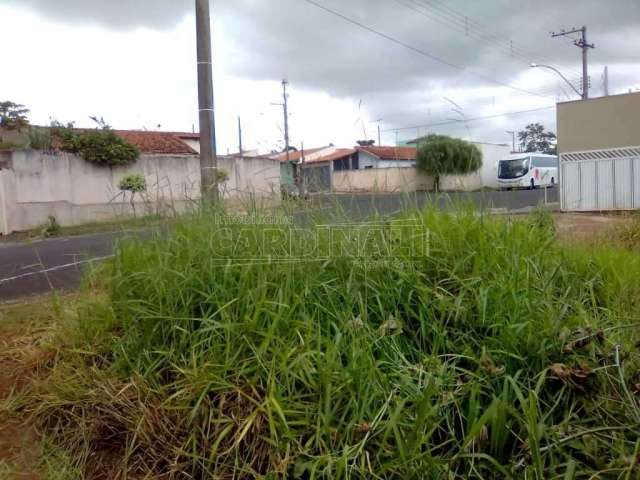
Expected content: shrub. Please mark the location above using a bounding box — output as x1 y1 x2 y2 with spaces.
40 216 61 237
118 174 147 193
416 134 482 191
118 173 147 217
55 129 139 167
28 127 52 151
215 168 230 184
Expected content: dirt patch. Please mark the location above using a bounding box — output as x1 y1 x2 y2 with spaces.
555 212 631 243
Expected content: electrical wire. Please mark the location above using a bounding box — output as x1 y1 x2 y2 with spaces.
380 106 555 132
392 0 584 93
301 0 558 100
414 0 584 78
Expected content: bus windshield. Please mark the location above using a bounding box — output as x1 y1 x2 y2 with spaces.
498 158 530 179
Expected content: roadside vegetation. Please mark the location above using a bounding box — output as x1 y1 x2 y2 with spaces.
2 206 640 478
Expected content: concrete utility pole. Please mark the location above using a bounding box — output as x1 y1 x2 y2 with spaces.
282 79 290 163
552 26 595 100
604 66 610 96
238 116 243 160
195 0 218 201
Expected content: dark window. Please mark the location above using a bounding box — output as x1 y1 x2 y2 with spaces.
351 154 359 170
498 158 530 179
533 156 558 168
333 158 350 171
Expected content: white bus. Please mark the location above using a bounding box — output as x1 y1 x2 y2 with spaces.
498 154 559 190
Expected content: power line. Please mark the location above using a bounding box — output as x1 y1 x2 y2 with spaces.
381 106 555 132
390 0 584 95
410 0 583 80
301 0 556 100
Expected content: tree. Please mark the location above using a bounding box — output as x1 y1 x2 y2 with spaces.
518 123 557 155
0 101 29 130
416 135 482 191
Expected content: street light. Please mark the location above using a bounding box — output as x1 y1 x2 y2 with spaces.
530 63 583 99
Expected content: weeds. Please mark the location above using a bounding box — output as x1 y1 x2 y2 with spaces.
16 206 640 478
40 216 61 238
614 214 640 251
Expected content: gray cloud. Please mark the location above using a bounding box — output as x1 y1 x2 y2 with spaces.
7 0 640 142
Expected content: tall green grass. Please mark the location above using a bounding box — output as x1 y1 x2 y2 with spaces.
27 207 640 479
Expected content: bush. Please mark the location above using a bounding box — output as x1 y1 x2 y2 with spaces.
23 206 640 478
40 216 61 237
28 127 52 151
215 168 230 184
56 129 139 167
417 135 482 191
118 174 147 193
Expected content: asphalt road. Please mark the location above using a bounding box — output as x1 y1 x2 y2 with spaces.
312 188 558 220
0 189 558 301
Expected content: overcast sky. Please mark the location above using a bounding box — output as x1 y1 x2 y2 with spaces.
2 0 639 153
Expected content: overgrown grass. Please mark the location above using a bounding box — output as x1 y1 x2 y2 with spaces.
18 207 640 478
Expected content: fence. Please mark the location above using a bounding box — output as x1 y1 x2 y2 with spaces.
560 146 640 211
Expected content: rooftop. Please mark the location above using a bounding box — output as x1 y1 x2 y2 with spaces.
114 131 198 155
358 146 417 160
306 148 356 164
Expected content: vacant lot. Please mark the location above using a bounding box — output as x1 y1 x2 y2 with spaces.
1 208 639 479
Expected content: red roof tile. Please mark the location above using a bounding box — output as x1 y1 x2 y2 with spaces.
114 131 197 155
307 148 356 164
358 146 417 161
272 147 331 163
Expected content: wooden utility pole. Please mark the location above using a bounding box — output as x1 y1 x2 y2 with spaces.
195 0 218 201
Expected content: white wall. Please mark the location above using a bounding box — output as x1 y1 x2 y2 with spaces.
333 167 433 193
473 143 512 189
0 150 280 234
333 166 486 194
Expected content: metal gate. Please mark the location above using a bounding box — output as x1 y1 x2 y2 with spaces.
560 146 640 211
0 170 8 235
302 165 332 193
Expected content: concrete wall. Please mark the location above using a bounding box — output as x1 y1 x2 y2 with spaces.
332 167 487 194
439 171 483 191
475 143 512 189
558 92 640 154
219 155 280 200
333 167 434 193
0 150 280 234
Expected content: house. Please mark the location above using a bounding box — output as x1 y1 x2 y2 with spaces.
293 146 417 193
355 146 417 169
271 146 336 195
558 91 640 211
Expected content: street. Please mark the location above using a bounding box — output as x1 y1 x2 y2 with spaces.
0 188 558 301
